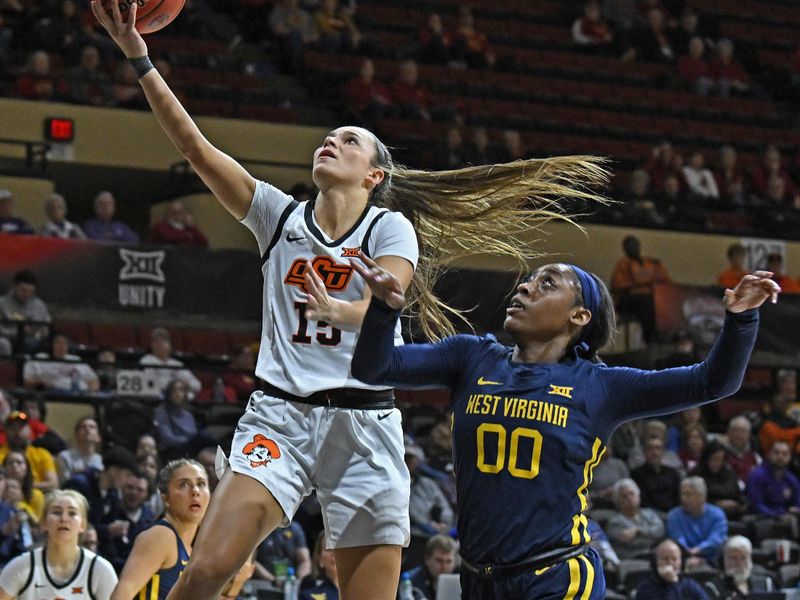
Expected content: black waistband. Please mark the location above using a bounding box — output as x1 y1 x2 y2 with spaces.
262 383 395 410
461 544 587 579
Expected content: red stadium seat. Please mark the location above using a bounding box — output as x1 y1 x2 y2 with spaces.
52 320 92 347
90 322 140 351
183 329 231 357
0 359 17 388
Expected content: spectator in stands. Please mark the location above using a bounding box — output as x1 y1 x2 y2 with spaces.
499 129 526 162
620 168 666 226
342 58 393 129
606 478 664 560
406 441 453 537
389 59 454 123
672 8 708 57
655 173 684 217
222 345 257 403
631 435 682 511
464 126 495 166
253 520 311 584
19 396 64 456
764 252 800 294
689 439 745 519
716 535 777 598
656 331 701 371
682 150 719 201
3 451 44 524
677 37 712 96
634 8 675 63
56 416 103 484
572 1 614 48
714 145 748 207
750 145 798 201
67 44 113 106
407 534 458 600
149 199 209 247
678 423 706 473
314 0 360 53
0 270 51 355
436 126 466 171
194 447 218 492
758 388 800 457
667 407 703 453
644 140 683 198
23 333 100 393
299 531 338 598
718 244 749 289
666 476 727 567
220 553 257 600
746 440 800 523
136 434 157 460
154 379 216 462
100 470 155 572
35 0 84 64
610 235 671 344
417 13 451 65
635 539 711 600
112 60 147 109
136 452 163 517
139 327 202 396
0 189 34 235
63 445 138 551
269 0 317 74
40 192 87 239
0 467 29 566
449 6 495 69
15 50 67 101
95 347 118 391
0 411 58 493
722 415 761 484
710 38 750 98
421 414 454 475
81 524 98 553
629 419 684 472
84 190 140 244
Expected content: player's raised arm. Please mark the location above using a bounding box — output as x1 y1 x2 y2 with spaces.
90 0 256 220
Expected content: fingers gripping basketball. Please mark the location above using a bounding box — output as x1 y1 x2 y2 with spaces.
101 0 186 34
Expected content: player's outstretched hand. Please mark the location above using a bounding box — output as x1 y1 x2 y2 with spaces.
350 251 406 310
723 270 781 313
91 0 147 59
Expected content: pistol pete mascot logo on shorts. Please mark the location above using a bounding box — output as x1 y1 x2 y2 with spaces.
242 434 282 468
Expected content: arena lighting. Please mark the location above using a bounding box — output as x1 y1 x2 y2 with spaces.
44 117 75 143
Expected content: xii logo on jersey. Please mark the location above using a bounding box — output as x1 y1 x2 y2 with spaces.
284 256 354 293
341 246 360 257
548 384 573 399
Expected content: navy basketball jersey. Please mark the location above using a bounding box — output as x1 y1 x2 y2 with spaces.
138 519 189 600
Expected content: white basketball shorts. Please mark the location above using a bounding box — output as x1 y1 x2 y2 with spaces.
226 391 411 549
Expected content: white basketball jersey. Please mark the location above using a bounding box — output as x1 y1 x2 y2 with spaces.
3 547 116 600
241 181 419 396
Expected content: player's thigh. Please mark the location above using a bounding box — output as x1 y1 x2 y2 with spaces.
315 408 410 549
334 544 402 600
189 470 285 576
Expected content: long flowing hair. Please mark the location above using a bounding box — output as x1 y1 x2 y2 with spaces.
369 137 611 340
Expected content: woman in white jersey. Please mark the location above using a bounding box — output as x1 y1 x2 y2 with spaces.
92 3 611 598
0 490 117 600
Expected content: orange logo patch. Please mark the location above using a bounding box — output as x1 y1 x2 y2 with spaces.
71 587 84 594
284 256 354 293
341 247 360 257
242 434 281 468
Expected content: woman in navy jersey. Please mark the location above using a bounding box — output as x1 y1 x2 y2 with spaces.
351 257 780 600
111 460 209 600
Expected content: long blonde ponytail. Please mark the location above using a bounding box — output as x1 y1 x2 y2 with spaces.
369 137 610 340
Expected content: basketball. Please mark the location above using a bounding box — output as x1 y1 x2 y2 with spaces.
101 0 186 35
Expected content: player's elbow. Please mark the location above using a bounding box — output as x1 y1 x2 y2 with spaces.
351 357 382 384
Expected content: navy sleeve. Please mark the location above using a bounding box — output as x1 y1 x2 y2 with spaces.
352 298 475 389
596 309 758 430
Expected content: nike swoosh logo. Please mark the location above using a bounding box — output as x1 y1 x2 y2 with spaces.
477 377 502 385
377 412 393 420
286 233 305 242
